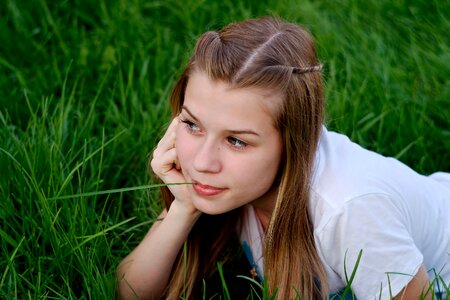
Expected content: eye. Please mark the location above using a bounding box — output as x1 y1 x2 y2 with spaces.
180 118 201 134
227 136 248 149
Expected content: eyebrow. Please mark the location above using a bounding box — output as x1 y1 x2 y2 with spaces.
181 106 199 122
181 105 260 136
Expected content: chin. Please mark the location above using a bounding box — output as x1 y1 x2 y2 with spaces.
192 199 231 215
201 210 224 216
195 205 225 215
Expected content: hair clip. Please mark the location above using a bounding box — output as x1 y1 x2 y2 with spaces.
292 64 323 74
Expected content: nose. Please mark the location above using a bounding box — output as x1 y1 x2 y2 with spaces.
193 139 222 173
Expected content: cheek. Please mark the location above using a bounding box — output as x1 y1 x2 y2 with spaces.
257 147 282 185
233 149 282 189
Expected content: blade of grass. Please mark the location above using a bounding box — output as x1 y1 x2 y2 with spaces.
1 236 25 288
217 262 231 300
341 249 363 300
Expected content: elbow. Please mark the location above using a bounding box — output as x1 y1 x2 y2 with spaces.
115 266 163 300
115 264 141 300
115 267 134 300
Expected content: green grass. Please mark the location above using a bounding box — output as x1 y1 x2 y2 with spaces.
0 0 449 299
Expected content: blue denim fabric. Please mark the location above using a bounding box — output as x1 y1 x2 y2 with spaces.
329 289 447 300
329 289 356 300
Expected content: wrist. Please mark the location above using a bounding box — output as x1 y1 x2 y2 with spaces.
168 200 202 225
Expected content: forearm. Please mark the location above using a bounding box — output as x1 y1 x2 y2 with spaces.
116 202 201 300
393 265 432 300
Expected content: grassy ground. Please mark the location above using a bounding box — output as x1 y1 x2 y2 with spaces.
1 0 449 299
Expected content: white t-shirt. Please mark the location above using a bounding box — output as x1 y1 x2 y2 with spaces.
310 127 450 299
239 127 450 299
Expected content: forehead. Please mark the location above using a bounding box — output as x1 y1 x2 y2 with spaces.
184 71 283 123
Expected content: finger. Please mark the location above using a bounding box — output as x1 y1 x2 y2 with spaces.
153 118 179 157
151 148 179 177
153 131 175 158
174 157 181 170
162 117 179 141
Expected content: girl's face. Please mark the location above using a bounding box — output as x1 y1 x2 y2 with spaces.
176 71 283 215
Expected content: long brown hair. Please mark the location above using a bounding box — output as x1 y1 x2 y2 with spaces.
159 17 327 299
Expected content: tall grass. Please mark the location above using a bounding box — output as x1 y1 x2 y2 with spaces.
1 0 449 298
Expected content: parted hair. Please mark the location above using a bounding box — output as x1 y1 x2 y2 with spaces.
159 16 327 299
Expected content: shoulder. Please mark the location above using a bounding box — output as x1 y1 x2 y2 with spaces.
312 128 419 194
309 127 439 224
309 127 450 298
312 193 424 299
311 192 409 240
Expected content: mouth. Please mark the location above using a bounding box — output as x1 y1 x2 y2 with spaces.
192 181 226 196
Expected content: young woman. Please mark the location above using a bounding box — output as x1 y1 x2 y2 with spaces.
116 17 450 300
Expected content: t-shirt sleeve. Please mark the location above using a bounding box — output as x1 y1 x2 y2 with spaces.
316 193 423 299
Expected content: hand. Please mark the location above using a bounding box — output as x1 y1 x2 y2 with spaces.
150 117 199 216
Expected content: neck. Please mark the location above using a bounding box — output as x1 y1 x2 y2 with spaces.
254 207 271 232
251 184 279 232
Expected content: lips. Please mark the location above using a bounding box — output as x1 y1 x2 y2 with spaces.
192 182 226 196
